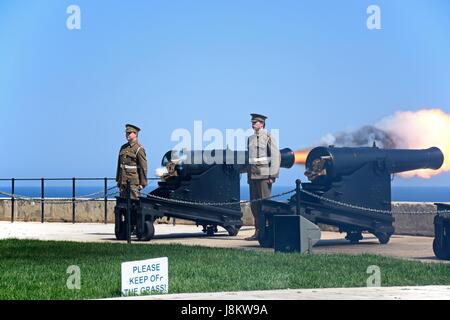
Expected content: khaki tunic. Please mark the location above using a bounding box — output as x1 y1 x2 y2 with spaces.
116 142 148 199
247 129 281 180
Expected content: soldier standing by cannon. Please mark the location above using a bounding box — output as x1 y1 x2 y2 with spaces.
116 124 148 199
245 113 281 241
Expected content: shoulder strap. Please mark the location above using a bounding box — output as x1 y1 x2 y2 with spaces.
135 146 142 157
267 135 271 157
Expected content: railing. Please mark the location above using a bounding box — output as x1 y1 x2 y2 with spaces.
0 177 117 224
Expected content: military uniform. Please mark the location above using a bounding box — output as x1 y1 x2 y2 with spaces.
116 124 148 200
247 114 281 240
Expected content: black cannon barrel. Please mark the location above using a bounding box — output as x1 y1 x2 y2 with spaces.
305 146 444 179
162 148 295 177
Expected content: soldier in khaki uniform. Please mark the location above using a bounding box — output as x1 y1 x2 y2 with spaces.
246 114 281 240
116 124 148 200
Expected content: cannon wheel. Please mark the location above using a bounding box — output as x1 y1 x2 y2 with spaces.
138 220 155 241
433 238 450 260
224 225 240 236
375 232 391 245
258 235 274 248
115 213 127 240
205 225 218 236
346 231 363 244
115 224 127 240
258 233 274 248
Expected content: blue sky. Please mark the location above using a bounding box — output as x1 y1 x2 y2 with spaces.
1 0 449 187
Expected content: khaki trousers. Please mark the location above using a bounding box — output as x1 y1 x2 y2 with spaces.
249 179 272 236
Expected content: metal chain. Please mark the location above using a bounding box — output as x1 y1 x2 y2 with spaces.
145 189 296 207
73 186 119 198
0 186 119 204
299 188 450 215
42 190 121 204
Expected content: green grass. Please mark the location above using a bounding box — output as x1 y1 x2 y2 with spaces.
1 239 450 299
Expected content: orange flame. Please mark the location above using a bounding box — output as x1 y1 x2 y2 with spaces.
376 108 450 178
294 149 310 165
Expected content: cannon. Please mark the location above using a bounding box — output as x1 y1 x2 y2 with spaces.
433 203 450 260
114 148 295 241
258 145 444 247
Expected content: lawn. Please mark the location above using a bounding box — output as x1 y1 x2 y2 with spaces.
1 239 449 299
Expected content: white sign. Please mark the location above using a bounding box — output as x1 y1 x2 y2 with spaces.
121 257 168 296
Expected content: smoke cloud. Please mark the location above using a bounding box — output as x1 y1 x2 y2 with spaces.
320 125 397 149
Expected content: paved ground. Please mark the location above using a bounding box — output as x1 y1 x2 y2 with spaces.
0 221 446 263
110 285 450 300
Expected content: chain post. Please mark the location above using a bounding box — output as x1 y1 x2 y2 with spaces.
41 178 45 223
11 178 15 223
72 178 76 224
295 179 301 215
104 177 108 224
126 180 131 244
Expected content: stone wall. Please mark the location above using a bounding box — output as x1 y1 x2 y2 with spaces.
391 202 438 236
0 199 116 223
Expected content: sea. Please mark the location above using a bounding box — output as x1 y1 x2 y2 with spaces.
0 185 449 202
